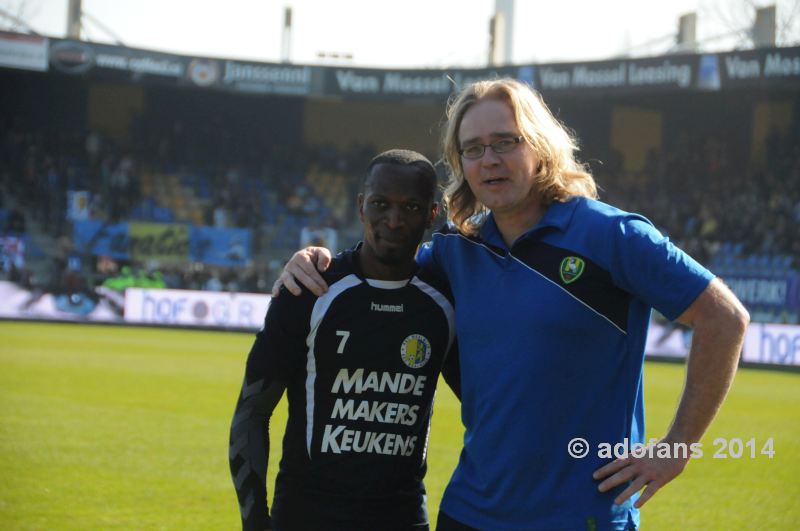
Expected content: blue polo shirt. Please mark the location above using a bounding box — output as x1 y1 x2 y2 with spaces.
417 197 713 530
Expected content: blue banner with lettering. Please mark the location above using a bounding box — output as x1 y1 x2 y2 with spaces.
189 226 251 266
73 220 130 259
725 275 799 309
74 221 252 267
724 274 800 324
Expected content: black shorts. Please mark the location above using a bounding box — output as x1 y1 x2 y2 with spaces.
435 511 479 531
274 519 428 531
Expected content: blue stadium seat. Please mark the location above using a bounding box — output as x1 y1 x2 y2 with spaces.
744 254 760 274
262 205 276 224
778 254 795 272
22 235 46 259
135 197 157 220
153 206 176 222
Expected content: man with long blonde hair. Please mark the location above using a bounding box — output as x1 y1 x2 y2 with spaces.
274 79 749 530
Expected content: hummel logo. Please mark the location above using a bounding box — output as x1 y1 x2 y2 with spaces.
370 302 404 313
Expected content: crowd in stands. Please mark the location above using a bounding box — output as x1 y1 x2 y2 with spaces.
1 110 798 310
599 127 800 277
0 113 375 296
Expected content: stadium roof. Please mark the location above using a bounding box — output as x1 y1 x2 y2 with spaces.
2 31 799 100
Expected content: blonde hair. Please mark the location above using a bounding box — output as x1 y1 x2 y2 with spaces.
441 78 597 235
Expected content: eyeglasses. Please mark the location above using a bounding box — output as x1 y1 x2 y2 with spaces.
458 136 524 160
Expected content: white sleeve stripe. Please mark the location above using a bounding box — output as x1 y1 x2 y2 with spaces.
410 277 456 353
304 274 363 457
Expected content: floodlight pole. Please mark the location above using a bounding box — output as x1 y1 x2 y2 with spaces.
753 5 776 48
489 0 514 66
281 6 292 63
67 0 82 39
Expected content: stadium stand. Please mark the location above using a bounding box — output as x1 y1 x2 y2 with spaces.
0 105 373 294
4 108 797 306
602 127 800 273
1 38 798 324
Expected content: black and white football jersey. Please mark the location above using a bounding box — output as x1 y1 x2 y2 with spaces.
230 245 458 531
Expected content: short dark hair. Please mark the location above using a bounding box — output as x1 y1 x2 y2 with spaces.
363 149 437 197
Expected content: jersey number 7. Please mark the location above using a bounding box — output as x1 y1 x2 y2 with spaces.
335 330 350 354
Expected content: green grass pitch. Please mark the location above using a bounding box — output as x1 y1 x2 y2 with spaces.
1 321 798 529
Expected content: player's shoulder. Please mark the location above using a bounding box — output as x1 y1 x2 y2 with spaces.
321 247 359 286
268 253 359 312
431 220 461 237
271 283 317 314
412 266 454 304
427 220 487 254
574 196 653 227
431 218 490 241
322 245 362 296
265 248 360 324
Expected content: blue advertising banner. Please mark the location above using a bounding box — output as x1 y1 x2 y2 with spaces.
724 274 800 324
190 226 251 266
725 275 800 310
74 222 250 267
73 220 130 259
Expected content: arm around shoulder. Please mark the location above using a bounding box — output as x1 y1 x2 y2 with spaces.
270 246 333 297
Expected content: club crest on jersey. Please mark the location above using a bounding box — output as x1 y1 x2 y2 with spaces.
559 256 585 284
400 334 431 369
